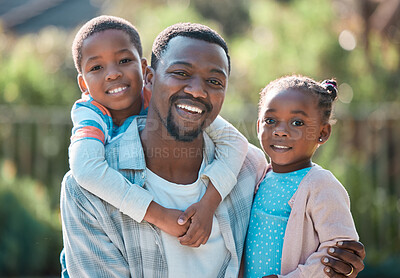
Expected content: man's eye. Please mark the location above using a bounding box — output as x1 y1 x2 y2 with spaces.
120 58 132 64
90 65 102 72
209 79 223 86
292 120 304 126
264 118 275 125
174 71 188 77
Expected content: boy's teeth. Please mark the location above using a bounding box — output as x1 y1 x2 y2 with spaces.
177 104 203 114
109 87 127 94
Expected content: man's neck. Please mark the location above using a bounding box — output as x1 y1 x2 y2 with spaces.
140 123 204 185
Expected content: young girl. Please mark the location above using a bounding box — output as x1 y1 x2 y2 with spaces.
243 75 359 277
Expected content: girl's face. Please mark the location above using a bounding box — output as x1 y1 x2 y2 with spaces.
257 88 331 173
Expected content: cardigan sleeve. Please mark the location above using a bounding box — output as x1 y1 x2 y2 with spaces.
279 169 359 278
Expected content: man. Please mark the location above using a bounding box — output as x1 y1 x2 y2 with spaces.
61 22 365 277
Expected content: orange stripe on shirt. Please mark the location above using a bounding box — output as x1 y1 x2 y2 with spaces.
71 126 105 144
91 100 112 117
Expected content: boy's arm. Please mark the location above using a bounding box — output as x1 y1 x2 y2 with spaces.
277 175 359 278
178 116 248 246
202 115 248 199
69 105 153 222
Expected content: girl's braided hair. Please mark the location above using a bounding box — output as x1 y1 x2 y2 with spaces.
258 75 338 124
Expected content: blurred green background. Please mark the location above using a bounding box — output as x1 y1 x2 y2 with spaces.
0 0 399 276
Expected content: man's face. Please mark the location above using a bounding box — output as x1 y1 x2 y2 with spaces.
146 36 229 142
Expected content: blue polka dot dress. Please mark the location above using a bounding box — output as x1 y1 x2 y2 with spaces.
244 167 311 277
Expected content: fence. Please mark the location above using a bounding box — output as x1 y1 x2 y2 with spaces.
0 103 399 276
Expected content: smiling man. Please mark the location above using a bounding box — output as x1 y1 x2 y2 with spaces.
60 22 365 278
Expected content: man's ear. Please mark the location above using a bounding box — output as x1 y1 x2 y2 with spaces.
144 66 155 90
77 74 88 93
318 123 331 144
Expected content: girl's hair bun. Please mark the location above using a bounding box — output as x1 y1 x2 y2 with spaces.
321 79 338 100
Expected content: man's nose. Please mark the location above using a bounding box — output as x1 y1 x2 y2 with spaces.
183 77 207 98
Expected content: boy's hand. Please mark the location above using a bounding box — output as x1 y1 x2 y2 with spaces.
177 201 214 247
177 181 222 247
144 201 190 237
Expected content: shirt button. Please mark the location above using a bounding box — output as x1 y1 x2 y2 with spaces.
141 173 145 179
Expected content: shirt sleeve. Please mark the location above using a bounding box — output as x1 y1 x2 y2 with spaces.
279 172 359 278
60 173 131 278
69 139 153 222
69 104 153 222
202 115 248 200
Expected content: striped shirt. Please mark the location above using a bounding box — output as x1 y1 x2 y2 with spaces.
61 116 267 278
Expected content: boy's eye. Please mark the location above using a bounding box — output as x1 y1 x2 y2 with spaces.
291 120 304 126
90 65 102 72
120 58 132 64
264 118 275 125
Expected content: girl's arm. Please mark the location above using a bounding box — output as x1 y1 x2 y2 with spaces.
278 172 359 278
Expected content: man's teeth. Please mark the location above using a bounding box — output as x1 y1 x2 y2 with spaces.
177 104 203 114
108 87 127 94
273 145 290 149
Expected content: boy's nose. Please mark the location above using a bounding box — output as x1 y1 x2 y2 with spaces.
106 67 122 81
183 77 207 99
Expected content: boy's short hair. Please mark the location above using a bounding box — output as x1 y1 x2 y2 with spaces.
151 22 231 74
72 15 143 74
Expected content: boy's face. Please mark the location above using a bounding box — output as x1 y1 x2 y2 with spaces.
78 29 146 121
257 88 331 173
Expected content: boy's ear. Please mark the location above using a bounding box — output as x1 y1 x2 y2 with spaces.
318 123 331 144
140 58 148 76
77 74 88 93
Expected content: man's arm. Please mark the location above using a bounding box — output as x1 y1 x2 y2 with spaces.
61 173 130 278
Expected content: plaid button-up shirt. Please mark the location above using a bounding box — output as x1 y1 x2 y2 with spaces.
61 116 267 278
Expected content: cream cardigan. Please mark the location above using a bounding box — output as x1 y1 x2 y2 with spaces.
278 164 359 277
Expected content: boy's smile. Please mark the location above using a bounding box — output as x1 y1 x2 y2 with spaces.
78 29 147 125
257 88 331 173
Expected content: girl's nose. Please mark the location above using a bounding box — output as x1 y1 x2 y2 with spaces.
273 125 289 137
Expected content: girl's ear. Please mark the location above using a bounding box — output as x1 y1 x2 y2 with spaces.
257 118 262 140
77 74 88 93
318 123 331 144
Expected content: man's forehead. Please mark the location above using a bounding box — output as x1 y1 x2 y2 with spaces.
159 36 229 72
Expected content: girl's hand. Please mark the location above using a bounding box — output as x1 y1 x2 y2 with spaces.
322 241 365 277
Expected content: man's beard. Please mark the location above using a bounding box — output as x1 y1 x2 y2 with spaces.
165 105 205 142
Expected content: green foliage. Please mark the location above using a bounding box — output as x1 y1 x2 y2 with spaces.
0 175 62 275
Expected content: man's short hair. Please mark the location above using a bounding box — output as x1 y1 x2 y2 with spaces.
72 15 143 74
151 22 231 74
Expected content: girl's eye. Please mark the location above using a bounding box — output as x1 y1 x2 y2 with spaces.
264 118 275 125
120 58 132 64
291 120 304 126
90 65 102 72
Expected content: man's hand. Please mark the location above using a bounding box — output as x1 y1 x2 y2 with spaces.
322 241 366 277
263 275 278 278
177 201 214 247
143 201 190 237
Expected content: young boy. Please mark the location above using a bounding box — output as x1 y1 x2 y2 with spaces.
67 15 248 243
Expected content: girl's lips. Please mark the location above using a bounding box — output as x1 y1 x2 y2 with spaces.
107 85 128 95
270 144 292 152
